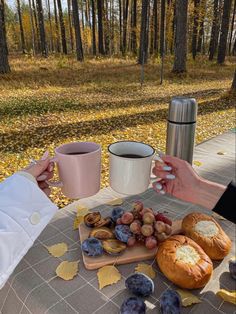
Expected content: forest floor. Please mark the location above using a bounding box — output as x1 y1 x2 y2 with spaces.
0 54 235 207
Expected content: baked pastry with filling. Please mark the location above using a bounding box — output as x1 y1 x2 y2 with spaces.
156 235 213 289
182 213 231 260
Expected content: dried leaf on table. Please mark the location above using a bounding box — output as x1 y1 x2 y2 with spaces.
97 265 121 289
56 261 79 280
177 289 201 307
212 212 227 221
135 263 156 279
46 243 68 257
77 205 89 217
217 151 227 155
193 160 203 167
216 289 236 305
107 198 124 206
73 216 85 230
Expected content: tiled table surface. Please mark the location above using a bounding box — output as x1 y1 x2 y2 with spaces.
0 131 235 314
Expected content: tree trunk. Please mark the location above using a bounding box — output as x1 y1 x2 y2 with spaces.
171 0 176 54
47 0 54 52
36 0 47 57
28 0 36 54
131 0 137 53
57 0 67 54
0 0 10 73
138 0 150 64
197 0 206 53
160 0 165 57
72 0 84 61
122 0 129 54
104 0 110 54
53 0 61 52
217 0 232 64
228 0 236 54
209 0 221 60
119 0 122 52
81 0 85 29
153 0 159 54
91 0 97 55
67 0 74 52
16 0 26 53
192 0 200 59
231 69 236 92
233 36 236 55
97 0 105 54
172 0 188 73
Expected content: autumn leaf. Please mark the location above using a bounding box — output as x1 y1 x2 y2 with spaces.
56 261 79 280
177 289 201 307
135 264 156 279
216 289 236 305
97 265 121 289
217 151 227 155
46 243 68 257
193 160 203 167
73 216 85 230
107 198 124 206
77 205 89 217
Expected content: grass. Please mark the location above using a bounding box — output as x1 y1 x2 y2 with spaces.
0 54 235 207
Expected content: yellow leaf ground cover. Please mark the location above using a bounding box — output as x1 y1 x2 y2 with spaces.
0 55 235 207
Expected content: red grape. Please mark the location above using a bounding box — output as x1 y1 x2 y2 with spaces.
155 232 167 242
143 212 155 224
140 208 153 217
165 224 172 235
141 224 154 237
116 218 122 225
154 221 166 233
145 236 158 249
127 237 136 247
121 212 134 225
133 201 144 212
136 234 145 243
155 213 172 226
130 221 142 234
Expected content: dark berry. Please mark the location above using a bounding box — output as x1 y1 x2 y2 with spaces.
120 297 146 314
115 225 133 243
111 207 125 222
160 290 181 314
81 237 103 257
125 273 154 297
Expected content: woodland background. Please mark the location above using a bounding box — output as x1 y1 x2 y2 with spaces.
0 0 235 206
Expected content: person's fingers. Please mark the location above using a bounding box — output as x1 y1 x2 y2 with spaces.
25 151 51 178
37 171 53 181
152 168 176 180
152 180 166 194
47 162 54 173
42 188 51 196
162 155 187 166
38 181 49 190
154 160 172 171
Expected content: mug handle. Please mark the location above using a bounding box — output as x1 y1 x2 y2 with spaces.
46 156 63 188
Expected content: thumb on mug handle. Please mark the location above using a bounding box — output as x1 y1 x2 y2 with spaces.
46 156 63 188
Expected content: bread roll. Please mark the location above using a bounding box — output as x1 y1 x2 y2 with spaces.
156 235 213 289
182 213 231 260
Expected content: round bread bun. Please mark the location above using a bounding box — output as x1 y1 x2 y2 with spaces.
182 213 231 260
156 235 213 289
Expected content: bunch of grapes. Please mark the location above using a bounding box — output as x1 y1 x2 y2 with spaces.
116 201 172 250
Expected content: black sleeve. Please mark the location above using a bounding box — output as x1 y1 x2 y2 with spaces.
212 181 236 224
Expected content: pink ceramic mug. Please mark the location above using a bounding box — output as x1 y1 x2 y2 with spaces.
48 142 101 199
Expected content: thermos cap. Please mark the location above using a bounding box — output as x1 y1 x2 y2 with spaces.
168 97 198 123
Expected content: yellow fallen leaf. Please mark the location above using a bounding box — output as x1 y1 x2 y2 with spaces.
177 289 201 307
107 198 123 206
135 263 156 279
193 160 203 167
217 151 227 155
73 216 85 230
46 243 68 257
77 205 89 217
216 289 236 305
97 265 121 289
56 261 79 280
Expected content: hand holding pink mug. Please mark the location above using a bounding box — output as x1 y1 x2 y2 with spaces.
48 142 101 199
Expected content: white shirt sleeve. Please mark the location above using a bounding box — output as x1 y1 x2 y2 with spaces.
0 173 58 289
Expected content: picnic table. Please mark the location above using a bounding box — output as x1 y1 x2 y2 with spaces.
0 131 235 314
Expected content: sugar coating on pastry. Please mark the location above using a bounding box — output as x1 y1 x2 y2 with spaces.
176 245 200 265
194 221 219 237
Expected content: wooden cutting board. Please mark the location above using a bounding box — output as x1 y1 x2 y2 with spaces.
79 220 182 270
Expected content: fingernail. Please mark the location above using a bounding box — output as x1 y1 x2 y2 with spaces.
41 151 49 160
49 164 54 172
155 183 162 190
166 174 175 180
37 174 47 181
160 190 166 195
163 166 172 171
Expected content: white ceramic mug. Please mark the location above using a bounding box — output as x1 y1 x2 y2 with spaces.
108 141 159 195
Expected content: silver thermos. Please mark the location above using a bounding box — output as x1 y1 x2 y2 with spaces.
166 97 198 164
